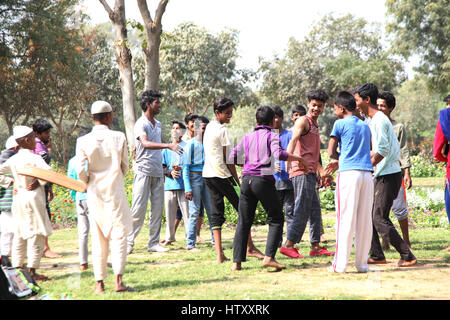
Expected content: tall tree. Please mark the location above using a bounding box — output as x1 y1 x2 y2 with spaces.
99 0 137 152
259 13 405 141
386 0 450 94
137 0 168 91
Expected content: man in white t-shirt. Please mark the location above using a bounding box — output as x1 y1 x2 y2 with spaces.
127 90 183 254
203 97 264 263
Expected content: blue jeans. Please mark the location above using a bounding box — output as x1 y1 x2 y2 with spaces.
287 174 321 244
186 173 213 249
445 180 450 225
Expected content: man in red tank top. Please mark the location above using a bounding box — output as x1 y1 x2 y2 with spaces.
280 89 335 259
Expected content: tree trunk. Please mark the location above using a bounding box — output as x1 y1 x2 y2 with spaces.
137 0 168 91
99 0 137 154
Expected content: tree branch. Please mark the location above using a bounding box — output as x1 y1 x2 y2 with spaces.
98 0 115 21
154 0 169 27
136 0 153 27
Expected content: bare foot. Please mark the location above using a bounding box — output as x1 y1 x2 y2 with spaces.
95 281 105 294
263 257 286 270
80 263 88 271
33 273 51 281
443 246 450 252
115 285 136 293
246 246 264 260
232 262 241 271
398 259 417 267
217 254 229 264
43 249 62 259
196 236 204 243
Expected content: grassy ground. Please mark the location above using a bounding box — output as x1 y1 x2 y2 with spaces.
34 217 450 300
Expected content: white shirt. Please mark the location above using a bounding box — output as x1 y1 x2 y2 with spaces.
76 125 132 239
202 119 232 178
0 149 52 239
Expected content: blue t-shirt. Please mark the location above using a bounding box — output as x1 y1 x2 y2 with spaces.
162 141 186 191
330 116 373 173
67 156 87 202
274 129 292 182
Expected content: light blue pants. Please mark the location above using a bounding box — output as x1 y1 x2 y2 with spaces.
186 173 214 249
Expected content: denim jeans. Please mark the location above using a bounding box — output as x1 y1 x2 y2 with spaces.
186 173 213 249
445 180 450 225
287 174 321 244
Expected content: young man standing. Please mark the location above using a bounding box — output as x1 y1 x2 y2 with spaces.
272 106 295 235
327 91 374 273
203 97 263 263
67 130 90 271
377 91 412 249
354 83 416 267
161 121 189 245
0 136 19 267
31 118 61 259
0 126 52 281
281 89 335 258
127 90 183 254
76 101 134 293
229 106 308 271
183 117 214 252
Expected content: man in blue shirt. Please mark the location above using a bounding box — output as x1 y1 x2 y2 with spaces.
354 83 416 267
161 121 189 246
326 91 374 273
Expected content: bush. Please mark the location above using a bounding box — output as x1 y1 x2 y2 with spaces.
410 155 446 178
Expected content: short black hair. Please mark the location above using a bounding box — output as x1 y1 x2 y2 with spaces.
172 120 186 130
272 106 284 118
334 91 357 112
444 95 450 103
306 89 329 103
256 106 275 126
140 90 163 112
378 91 396 109
32 118 52 134
213 97 234 113
198 116 210 124
184 113 199 124
354 83 378 106
92 112 111 122
292 104 307 116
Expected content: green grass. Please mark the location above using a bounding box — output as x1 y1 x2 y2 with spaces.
32 214 450 300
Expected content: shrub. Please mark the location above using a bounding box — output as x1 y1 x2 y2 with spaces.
410 155 445 178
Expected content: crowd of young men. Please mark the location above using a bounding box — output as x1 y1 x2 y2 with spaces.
3 83 448 293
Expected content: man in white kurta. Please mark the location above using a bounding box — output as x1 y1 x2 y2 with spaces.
76 100 133 293
0 126 52 281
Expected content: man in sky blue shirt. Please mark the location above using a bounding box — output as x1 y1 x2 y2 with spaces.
354 83 417 267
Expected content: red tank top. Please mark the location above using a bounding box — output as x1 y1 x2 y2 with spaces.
289 115 320 178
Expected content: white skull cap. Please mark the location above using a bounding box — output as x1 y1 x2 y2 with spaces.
13 126 33 140
5 136 18 149
91 101 112 115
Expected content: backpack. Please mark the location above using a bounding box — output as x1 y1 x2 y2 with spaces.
0 266 41 299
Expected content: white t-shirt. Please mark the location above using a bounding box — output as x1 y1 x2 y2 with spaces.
202 119 232 178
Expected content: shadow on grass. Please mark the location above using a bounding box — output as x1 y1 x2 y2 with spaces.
132 276 239 291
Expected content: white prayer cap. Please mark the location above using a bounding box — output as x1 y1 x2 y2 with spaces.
13 126 33 140
91 101 112 115
5 136 18 149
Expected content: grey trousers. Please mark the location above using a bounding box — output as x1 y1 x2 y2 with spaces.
127 174 164 251
77 199 90 265
287 174 322 244
164 190 189 242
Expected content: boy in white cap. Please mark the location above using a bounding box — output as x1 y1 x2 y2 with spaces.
76 100 134 294
0 136 19 267
0 127 53 281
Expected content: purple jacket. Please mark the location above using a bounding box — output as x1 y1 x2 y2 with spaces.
229 125 289 181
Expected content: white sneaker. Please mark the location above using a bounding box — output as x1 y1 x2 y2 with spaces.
148 244 169 252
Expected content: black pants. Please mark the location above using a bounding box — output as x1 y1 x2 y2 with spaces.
233 176 284 262
203 177 239 229
369 172 416 261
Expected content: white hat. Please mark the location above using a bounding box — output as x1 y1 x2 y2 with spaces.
91 101 112 115
13 126 33 140
5 136 18 150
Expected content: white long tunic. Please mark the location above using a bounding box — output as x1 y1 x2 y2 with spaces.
76 125 132 239
0 149 52 239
